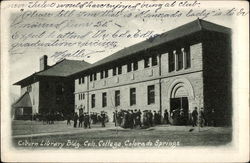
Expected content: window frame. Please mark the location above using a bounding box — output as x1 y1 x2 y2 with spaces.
130 88 136 106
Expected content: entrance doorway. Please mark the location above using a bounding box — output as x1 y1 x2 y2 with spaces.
170 97 189 125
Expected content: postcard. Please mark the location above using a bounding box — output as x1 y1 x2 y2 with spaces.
1 0 249 162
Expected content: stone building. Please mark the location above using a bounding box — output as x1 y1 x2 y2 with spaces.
13 19 231 126
72 19 232 126
13 56 90 119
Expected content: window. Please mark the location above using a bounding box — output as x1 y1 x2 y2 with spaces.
78 78 81 84
169 52 175 72
148 85 155 104
102 92 107 107
184 47 191 69
94 73 97 81
133 61 138 71
81 77 84 84
81 93 85 100
90 74 93 81
118 66 122 75
152 55 158 66
177 50 183 70
105 69 109 78
127 62 132 72
113 67 117 76
91 94 95 108
130 88 136 106
115 90 120 106
144 57 150 68
100 71 104 79
79 94 80 100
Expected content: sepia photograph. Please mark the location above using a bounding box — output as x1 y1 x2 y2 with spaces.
1 0 249 162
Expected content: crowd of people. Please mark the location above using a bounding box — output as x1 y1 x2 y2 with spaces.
69 111 108 128
31 107 216 129
113 109 166 129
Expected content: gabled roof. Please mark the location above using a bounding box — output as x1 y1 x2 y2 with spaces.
71 19 231 76
36 59 91 77
14 59 91 85
12 92 32 108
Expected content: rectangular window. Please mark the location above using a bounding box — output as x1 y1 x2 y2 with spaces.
90 74 93 81
118 66 122 75
169 52 175 72
78 78 81 84
148 85 155 104
105 69 109 78
144 57 150 68
78 94 80 100
115 90 120 106
100 71 104 79
113 67 117 76
81 77 84 84
91 94 95 108
130 88 136 106
152 55 158 66
93 73 97 81
177 51 183 70
185 47 191 69
127 62 132 72
102 92 107 107
133 61 138 71
82 93 85 100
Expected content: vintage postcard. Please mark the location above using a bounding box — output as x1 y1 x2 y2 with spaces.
1 0 249 162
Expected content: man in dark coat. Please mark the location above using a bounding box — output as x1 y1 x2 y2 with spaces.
66 113 71 125
73 112 78 128
101 111 106 127
164 109 169 124
192 107 198 127
78 113 84 127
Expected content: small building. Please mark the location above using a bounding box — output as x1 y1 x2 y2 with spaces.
71 19 232 126
13 56 90 119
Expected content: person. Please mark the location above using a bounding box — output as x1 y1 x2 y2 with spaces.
192 107 198 127
199 108 205 127
73 112 78 128
180 108 185 125
164 109 169 124
101 111 106 127
149 110 153 127
79 113 84 127
138 109 142 127
85 113 91 129
66 113 71 125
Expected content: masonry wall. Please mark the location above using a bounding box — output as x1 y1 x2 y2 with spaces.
202 31 232 126
39 78 75 115
21 81 39 114
74 40 205 122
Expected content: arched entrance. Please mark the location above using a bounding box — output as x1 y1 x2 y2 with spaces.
167 78 194 125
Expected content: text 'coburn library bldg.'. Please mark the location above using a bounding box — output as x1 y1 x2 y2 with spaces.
13 19 232 126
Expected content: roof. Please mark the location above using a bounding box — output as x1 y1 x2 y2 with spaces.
12 92 32 108
36 59 91 77
14 59 91 85
71 19 231 76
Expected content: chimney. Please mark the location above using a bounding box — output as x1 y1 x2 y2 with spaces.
40 55 48 71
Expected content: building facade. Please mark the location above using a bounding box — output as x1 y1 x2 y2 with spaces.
73 19 232 126
13 19 232 126
13 56 90 119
